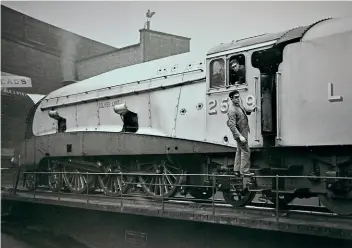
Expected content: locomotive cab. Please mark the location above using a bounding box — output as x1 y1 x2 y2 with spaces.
205 37 281 149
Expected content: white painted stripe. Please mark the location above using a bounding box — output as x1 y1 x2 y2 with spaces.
206 40 277 59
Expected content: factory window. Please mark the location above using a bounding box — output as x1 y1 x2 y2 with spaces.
209 58 225 88
229 54 246 86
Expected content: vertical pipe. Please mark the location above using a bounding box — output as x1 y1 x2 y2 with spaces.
276 72 281 142
13 155 21 195
86 172 89 204
162 173 165 212
33 173 36 199
254 76 259 142
120 172 124 210
58 171 62 201
212 173 215 220
276 174 279 222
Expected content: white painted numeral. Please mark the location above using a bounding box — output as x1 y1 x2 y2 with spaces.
208 95 256 115
208 99 229 115
208 100 217 115
246 95 256 107
220 99 229 113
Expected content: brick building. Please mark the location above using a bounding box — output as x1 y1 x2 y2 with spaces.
1 5 191 95
77 29 191 80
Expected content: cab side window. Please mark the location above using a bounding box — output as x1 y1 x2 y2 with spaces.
209 58 225 88
229 54 246 86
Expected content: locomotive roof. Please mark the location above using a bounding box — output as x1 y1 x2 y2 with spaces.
206 18 333 56
41 51 206 108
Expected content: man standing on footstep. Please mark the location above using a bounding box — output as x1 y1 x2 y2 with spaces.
227 90 256 177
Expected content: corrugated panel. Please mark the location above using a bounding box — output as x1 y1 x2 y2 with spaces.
275 18 332 46
275 25 310 45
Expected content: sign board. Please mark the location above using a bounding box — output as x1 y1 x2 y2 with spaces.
1 72 32 88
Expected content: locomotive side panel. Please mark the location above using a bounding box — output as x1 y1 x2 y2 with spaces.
149 87 183 136
278 25 352 146
95 99 124 132
172 81 207 140
32 81 207 141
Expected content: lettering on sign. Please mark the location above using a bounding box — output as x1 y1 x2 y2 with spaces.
1 76 32 88
328 83 343 102
208 95 255 115
98 99 121 108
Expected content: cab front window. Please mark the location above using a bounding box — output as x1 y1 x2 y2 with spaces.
209 58 225 88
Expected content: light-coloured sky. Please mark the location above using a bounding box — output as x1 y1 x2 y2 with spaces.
3 1 352 55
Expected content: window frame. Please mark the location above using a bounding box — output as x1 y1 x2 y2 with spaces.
226 52 248 88
208 56 227 90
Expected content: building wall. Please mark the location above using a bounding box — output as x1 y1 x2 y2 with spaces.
1 39 74 94
76 29 191 81
141 29 190 62
76 44 142 80
1 5 118 95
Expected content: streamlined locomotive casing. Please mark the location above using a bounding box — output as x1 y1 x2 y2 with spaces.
31 52 208 141
17 52 237 169
277 17 352 147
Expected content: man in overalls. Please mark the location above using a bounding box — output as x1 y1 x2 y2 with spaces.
227 90 256 177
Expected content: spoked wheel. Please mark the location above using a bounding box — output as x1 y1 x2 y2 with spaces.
48 161 64 192
318 193 352 216
189 187 214 199
97 162 132 196
138 159 185 198
222 189 256 207
62 166 97 194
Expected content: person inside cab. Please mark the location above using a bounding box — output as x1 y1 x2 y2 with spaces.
229 59 246 86
122 110 139 133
